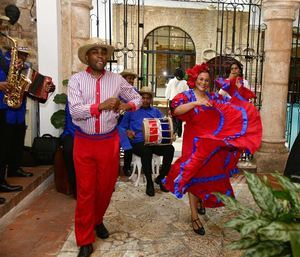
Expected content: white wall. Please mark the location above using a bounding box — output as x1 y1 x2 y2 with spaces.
36 0 61 137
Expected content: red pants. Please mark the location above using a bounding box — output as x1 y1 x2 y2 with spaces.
74 130 119 246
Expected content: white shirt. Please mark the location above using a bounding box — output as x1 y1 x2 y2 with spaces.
165 78 189 100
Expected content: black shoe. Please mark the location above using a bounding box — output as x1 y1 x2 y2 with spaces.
123 169 132 177
146 181 155 197
192 218 205 236
77 244 93 257
7 168 33 178
197 206 206 215
0 197 5 204
0 181 23 192
154 177 169 193
95 222 109 239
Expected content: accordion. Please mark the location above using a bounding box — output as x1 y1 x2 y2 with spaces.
23 68 54 103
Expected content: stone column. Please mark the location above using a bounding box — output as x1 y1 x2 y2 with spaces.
255 0 300 172
61 0 92 80
71 0 93 73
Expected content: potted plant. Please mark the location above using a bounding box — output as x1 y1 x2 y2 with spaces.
215 171 300 257
50 79 68 129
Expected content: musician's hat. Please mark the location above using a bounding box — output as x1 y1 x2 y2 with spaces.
139 86 154 97
0 14 10 21
78 37 114 65
17 39 30 54
120 69 138 78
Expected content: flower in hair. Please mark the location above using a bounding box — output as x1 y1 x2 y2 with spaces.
185 63 209 88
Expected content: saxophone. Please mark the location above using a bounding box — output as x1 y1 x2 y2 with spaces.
3 34 31 109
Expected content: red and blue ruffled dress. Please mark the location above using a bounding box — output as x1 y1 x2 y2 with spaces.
163 79 262 208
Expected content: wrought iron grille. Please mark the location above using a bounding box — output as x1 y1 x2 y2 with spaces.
91 0 144 78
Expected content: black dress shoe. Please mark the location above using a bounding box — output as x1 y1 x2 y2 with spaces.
192 218 205 236
0 181 23 192
0 197 5 204
77 244 93 257
7 168 33 178
146 181 155 197
154 177 169 193
197 206 206 215
123 169 132 177
95 222 109 239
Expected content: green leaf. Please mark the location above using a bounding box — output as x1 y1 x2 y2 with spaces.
53 93 67 104
244 171 279 219
227 238 258 250
243 241 289 257
290 232 300 257
62 79 69 86
240 219 270 237
271 173 300 211
50 110 66 129
224 217 253 231
214 192 258 218
258 222 300 242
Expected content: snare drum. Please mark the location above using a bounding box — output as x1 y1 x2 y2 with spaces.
143 117 174 145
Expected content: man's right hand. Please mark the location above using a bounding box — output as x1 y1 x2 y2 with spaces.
98 98 120 112
0 82 9 92
126 130 135 139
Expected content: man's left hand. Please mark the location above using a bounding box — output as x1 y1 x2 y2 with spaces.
118 102 132 113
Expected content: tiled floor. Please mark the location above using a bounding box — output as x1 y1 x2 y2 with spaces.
0 137 256 257
0 173 252 257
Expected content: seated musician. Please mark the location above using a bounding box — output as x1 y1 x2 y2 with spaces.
119 86 175 196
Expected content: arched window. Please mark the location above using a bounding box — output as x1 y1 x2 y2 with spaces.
142 26 196 97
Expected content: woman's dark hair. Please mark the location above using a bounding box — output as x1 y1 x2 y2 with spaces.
174 68 185 80
230 61 244 77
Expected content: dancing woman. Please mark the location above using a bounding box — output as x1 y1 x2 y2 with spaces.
163 63 262 235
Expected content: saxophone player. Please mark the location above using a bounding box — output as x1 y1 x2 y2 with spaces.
0 37 33 200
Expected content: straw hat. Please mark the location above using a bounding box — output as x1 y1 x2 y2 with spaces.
120 69 137 78
139 86 154 97
78 38 114 65
17 39 30 54
0 14 10 21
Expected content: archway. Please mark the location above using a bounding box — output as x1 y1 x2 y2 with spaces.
142 26 196 97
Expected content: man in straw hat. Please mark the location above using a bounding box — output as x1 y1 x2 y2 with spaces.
0 34 36 205
119 86 174 197
68 38 141 257
120 69 137 86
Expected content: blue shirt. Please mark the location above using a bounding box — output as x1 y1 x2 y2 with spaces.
119 106 163 144
0 50 27 124
62 102 76 138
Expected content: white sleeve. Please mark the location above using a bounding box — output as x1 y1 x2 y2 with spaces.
165 81 171 99
243 79 249 89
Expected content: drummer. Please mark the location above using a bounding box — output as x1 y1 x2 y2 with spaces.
118 86 174 197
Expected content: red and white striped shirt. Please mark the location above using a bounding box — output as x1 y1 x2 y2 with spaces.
68 68 142 135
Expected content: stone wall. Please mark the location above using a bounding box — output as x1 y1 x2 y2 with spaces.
113 4 250 76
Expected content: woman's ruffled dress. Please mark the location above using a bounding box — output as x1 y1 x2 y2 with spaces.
163 78 262 208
